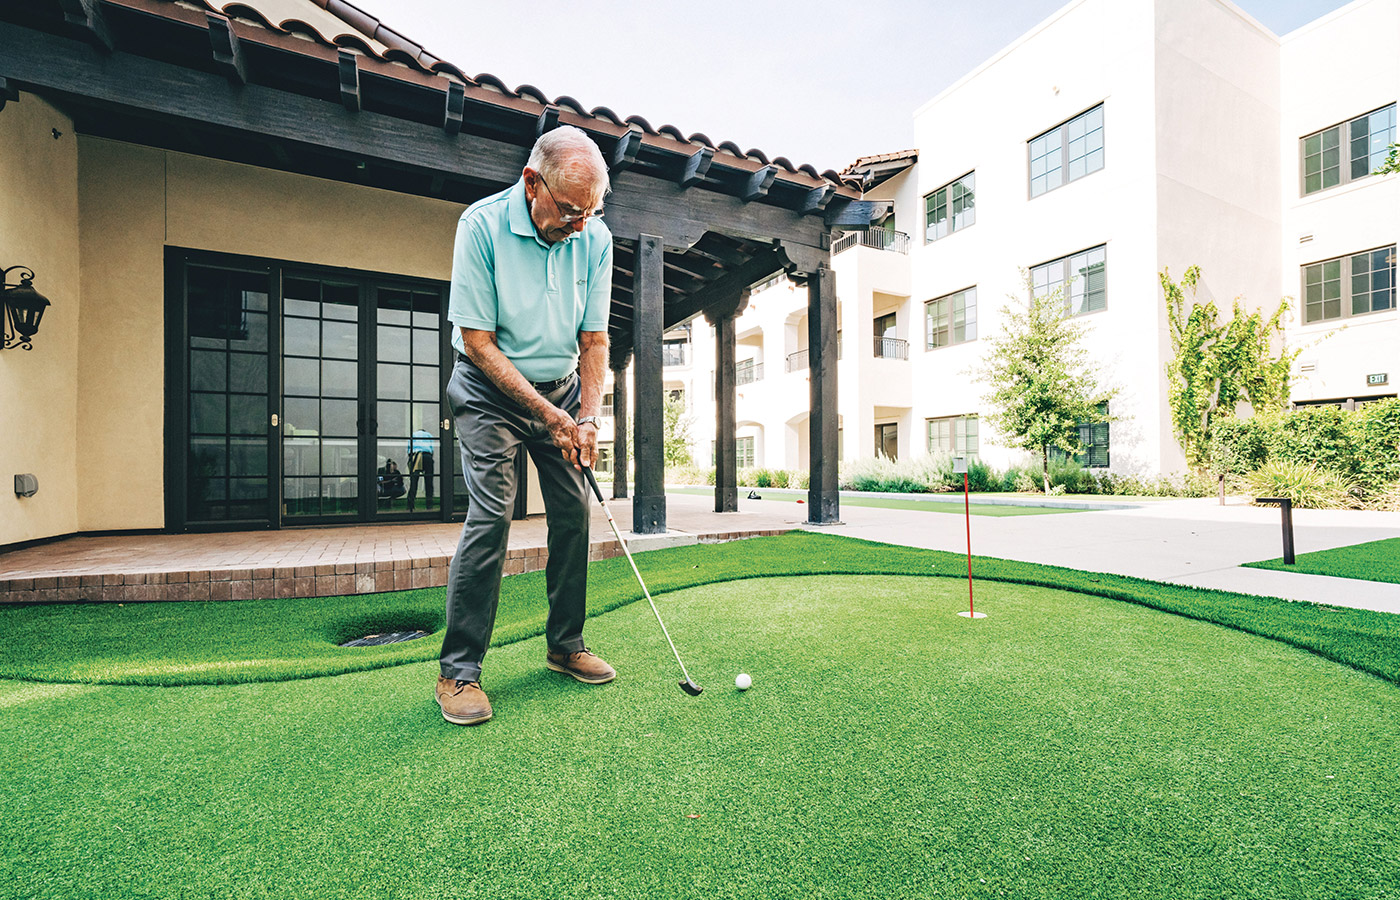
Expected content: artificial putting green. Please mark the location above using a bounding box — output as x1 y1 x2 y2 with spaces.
3 573 1398 900
4 533 1400 688
1245 536 1400 585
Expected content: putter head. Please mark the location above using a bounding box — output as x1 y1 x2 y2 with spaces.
680 679 703 697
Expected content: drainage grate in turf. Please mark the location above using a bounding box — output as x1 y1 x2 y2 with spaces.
340 630 429 648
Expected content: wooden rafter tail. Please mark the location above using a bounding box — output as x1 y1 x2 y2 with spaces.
207 13 246 85
444 81 465 136
611 128 642 174
338 49 361 114
58 0 112 52
742 165 778 202
679 146 713 188
535 105 559 138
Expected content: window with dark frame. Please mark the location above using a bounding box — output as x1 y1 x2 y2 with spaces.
925 288 978 349
1302 245 1396 324
1029 105 1104 198
924 172 976 242
1301 103 1396 196
926 416 978 459
1050 403 1110 469
1031 246 1107 316
875 423 898 460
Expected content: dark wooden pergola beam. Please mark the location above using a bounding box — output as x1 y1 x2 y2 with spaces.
0 77 17 113
742 165 778 202
206 13 245 85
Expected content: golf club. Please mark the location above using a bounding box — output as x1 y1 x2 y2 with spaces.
582 465 702 697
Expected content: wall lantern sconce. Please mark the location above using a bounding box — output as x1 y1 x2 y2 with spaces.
3 266 52 351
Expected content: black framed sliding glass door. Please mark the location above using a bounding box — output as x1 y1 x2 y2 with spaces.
167 250 455 531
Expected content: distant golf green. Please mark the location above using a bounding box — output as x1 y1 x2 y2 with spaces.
1246 536 1400 585
667 486 1079 516
4 572 1398 899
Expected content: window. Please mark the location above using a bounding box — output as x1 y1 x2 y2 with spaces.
1032 245 1107 316
596 444 613 475
1301 103 1396 195
662 339 688 367
873 312 906 359
925 172 975 242
1302 245 1396 324
1051 405 1110 469
602 392 614 417
737 436 755 469
926 288 978 349
875 423 898 460
1029 105 1104 198
927 416 978 459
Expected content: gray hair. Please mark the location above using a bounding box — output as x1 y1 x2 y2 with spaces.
527 125 611 201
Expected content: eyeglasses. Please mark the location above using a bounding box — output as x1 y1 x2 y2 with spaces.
534 173 604 224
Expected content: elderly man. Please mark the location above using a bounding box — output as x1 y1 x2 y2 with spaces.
436 126 615 726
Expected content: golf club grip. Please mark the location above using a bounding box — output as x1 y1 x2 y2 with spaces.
581 465 605 503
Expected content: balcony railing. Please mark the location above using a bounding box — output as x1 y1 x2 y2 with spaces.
833 229 911 256
736 361 763 385
601 404 613 417
874 337 909 360
662 344 688 367
785 349 808 372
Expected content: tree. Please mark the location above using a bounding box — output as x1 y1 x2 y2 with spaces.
662 393 695 467
1162 265 1298 474
1375 142 1400 176
974 278 1117 493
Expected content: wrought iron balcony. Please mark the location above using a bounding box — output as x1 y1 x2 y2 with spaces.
874 337 909 360
832 229 911 256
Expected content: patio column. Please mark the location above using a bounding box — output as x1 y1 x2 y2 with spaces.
631 233 666 534
705 289 749 513
609 348 631 500
806 263 840 524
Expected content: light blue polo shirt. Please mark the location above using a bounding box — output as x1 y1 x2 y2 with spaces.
448 179 613 382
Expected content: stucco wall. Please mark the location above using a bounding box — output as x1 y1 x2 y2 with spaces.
71 137 466 533
0 94 80 546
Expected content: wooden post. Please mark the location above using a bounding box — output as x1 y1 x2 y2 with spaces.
610 354 630 500
807 264 840 524
632 234 667 534
709 305 739 512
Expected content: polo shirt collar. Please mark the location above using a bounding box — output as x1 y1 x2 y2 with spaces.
507 178 549 246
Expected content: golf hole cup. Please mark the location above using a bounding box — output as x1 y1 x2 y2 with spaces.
735 673 752 691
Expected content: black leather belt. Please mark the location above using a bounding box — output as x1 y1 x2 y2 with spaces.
456 352 574 391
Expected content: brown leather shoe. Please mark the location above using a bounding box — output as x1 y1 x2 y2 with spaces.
435 676 492 725
545 648 616 684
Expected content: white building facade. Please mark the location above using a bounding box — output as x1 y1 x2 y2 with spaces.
606 0 1397 478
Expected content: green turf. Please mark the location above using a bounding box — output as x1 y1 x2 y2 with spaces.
1245 537 1400 585
667 486 1080 515
4 532 1400 688
3 574 1398 899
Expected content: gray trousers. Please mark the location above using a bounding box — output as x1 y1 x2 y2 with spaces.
440 357 591 682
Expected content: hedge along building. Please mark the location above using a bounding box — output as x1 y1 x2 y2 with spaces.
0 0 882 548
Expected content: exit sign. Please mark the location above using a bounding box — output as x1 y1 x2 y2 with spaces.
1368 373 1389 386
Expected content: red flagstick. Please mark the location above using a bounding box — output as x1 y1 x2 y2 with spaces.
955 458 985 619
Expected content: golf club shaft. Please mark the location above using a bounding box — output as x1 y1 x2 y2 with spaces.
582 467 696 686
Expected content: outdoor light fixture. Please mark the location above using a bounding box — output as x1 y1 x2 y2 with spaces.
2 265 52 351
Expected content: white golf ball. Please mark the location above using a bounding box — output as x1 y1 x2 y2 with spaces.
735 673 752 691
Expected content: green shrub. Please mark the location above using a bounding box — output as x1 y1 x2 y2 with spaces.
1049 460 1101 494
1245 459 1354 509
1353 398 1400 491
965 459 998 492
665 464 711 485
1265 407 1361 481
1208 416 1269 477
754 468 774 488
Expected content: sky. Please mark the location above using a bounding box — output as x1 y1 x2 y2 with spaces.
377 0 1354 174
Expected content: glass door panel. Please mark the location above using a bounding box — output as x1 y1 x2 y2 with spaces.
184 265 272 525
281 277 361 519
374 287 443 516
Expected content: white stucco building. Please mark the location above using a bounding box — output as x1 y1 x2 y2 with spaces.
606 0 1396 479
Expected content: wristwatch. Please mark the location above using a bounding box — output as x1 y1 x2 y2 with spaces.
576 416 601 428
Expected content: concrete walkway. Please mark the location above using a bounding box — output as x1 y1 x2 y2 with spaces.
805 495 1400 614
